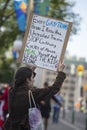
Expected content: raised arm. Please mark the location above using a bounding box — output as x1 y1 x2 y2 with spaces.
32 62 66 101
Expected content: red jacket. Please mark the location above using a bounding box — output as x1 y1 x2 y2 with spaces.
0 88 9 111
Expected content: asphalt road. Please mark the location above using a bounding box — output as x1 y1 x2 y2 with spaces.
47 111 85 130
62 111 85 130
48 118 81 130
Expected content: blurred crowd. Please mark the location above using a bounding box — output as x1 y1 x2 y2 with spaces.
38 82 64 130
0 83 11 130
0 81 85 130
0 82 64 130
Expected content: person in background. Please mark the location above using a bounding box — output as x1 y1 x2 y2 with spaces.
38 82 62 130
0 84 11 121
0 85 4 130
0 100 4 130
52 93 64 123
38 82 51 130
4 62 66 130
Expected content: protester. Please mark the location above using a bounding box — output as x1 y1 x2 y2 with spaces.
38 82 62 130
52 93 64 123
0 84 11 121
4 62 66 130
0 84 11 130
0 100 4 130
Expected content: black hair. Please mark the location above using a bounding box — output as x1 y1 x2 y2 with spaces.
14 67 34 87
10 67 36 107
33 72 36 78
44 82 49 87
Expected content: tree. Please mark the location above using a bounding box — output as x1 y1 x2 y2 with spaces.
0 0 81 52
47 0 81 35
0 0 81 82
0 0 19 82
0 0 20 52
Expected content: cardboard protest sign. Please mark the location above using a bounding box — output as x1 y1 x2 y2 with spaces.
18 13 72 71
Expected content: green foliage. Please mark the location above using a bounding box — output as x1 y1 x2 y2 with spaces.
0 0 81 82
0 56 14 83
0 0 19 82
0 0 19 52
47 0 81 35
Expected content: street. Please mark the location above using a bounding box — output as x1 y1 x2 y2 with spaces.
63 111 85 130
47 111 85 130
48 118 81 130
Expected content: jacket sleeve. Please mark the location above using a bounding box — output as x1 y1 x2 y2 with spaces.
51 96 62 106
0 90 7 100
33 71 66 101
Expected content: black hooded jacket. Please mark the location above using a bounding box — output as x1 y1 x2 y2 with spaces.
4 71 66 130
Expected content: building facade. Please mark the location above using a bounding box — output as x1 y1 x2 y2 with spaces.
34 55 87 110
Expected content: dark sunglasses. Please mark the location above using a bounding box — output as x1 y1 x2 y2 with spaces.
33 72 36 78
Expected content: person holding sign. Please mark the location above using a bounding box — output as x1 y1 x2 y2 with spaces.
4 62 66 130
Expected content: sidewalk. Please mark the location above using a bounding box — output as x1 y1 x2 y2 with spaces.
60 111 85 130
48 118 81 130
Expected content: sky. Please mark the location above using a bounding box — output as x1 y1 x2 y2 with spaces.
67 0 87 60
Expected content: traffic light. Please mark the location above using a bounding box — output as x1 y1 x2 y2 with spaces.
77 65 84 76
77 65 84 72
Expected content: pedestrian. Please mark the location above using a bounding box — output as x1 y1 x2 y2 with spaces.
38 82 51 130
0 84 11 121
0 100 4 130
4 62 66 130
52 93 64 123
38 82 62 130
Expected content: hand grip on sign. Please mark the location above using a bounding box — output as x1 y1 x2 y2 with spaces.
29 65 37 71
57 61 65 72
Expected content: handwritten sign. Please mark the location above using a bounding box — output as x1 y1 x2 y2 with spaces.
19 13 72 71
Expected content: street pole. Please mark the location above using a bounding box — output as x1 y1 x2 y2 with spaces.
76 65 84 111
85 91 87 130
71 102 75 124
70 64 75 124
85 97 87 130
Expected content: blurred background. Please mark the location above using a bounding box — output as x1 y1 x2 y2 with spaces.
0 0 87 130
